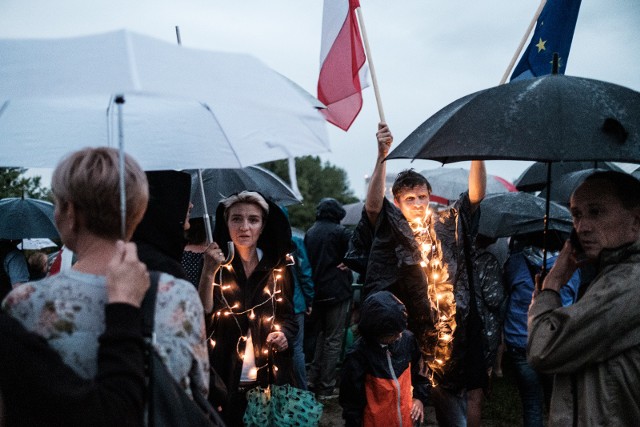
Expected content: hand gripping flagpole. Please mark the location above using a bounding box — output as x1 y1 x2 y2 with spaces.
355 6 386 123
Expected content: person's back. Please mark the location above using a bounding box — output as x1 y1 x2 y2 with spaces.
304 198 352 305
304 198 353 398
340 291 428 427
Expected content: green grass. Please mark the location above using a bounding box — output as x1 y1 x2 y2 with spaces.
482 351 522 426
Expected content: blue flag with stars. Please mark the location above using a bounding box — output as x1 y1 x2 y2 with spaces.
510 0 582 81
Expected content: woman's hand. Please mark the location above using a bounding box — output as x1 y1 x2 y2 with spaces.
266 331 288 351
411 398 424 424
106 240 149 308
202 241 227 276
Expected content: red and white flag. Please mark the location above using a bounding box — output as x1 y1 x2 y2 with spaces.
317 0 367 131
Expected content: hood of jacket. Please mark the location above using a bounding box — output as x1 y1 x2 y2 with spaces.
316 198 346 224
132 170 191 263
213 194 293 266
358 291 408 342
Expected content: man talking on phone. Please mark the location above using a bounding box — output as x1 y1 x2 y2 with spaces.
527 171 640 426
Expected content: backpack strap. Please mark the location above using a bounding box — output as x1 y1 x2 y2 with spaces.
141 271 161 339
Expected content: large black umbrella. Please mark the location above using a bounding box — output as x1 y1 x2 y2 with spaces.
479 192 573 239
386 74 640 164
0 197 59 240
187 166 301 219
515 161 624 192
386 72 640 271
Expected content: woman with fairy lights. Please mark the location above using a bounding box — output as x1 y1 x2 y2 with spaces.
198 191 297 425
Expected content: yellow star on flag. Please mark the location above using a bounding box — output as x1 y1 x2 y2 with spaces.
536 38 546 53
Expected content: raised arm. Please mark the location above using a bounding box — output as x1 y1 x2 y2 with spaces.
365 122 393 225
468 160 486 211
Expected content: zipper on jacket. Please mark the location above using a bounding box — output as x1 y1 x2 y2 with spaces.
386 348 403 427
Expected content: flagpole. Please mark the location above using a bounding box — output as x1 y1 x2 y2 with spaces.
355 7 386 123
499 0 547 84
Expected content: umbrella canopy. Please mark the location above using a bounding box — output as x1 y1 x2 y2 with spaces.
538 168 613 206
386 74 640 164
478 192 573 239
420 167 516 204
187 167 302 219
0 30 329 170
341 201 364 226
515 161 625 192
0 198 59 240
17 238 59 250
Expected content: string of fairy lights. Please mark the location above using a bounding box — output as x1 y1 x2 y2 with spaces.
207 251 295 377
409 210 457 386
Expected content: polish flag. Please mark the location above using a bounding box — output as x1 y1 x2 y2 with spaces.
317 0 367 131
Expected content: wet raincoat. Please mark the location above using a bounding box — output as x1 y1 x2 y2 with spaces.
528 240 640 426
345 193 480 390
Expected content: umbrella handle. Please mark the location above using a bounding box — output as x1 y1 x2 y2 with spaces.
221 241 235 266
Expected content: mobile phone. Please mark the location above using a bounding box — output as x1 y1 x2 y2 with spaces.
570 228 586 260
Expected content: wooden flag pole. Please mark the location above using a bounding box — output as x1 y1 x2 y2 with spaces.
356 7 386 123
499 0 547 84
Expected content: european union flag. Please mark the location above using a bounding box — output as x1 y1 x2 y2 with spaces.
510 0 582 81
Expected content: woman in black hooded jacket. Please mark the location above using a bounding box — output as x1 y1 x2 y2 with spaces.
198 191 297 425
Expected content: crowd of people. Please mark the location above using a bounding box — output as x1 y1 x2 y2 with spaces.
1 122 639 427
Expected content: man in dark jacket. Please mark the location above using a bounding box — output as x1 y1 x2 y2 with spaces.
346 123 486 425
304 198 353 399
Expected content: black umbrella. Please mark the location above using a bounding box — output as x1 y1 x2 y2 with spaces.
386 70 640 272
0 197 59 240
515 161 624 192
386 74 640 164
538 168 614 206
187 166 301 219
479 192 573 239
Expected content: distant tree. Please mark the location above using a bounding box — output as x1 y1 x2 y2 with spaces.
0 168 52 201
261 156 359 231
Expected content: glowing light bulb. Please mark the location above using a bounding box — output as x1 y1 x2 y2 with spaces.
276 274 282 279
208 339 216 348
267 316 274 322
249 310 256 320
441 334 451 342
435 359 444 365
276 298 283 302
222 285 231 290
249 367 258 377
273 365 279 372
420 261 427 268
232 302 240 309
274 324 281 331
224 265 232 271
433 273 440 280
263 349 269 355
240 336 248 342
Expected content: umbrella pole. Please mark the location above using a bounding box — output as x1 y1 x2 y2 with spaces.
116 95 126 240
197 169 214 244
541 161 552 277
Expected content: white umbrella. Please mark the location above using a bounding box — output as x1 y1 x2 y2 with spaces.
0 30 330 170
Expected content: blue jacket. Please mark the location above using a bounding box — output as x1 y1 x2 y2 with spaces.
503 248 581 349
291 234 314 314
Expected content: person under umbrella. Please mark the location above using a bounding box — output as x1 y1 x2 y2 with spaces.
345 122 486 426
2 148 209 407
0 239 29 301
198 191 297 426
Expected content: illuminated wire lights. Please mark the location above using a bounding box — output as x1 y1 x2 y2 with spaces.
207 258 294 377
409 211 457 386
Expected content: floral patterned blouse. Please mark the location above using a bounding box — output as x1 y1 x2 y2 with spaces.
2 269 209 397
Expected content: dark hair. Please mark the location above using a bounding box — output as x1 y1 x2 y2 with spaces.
392 169 432 198
582 171 640 210
185 217 208 245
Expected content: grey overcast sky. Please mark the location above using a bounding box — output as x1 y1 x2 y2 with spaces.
2 0 639 198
